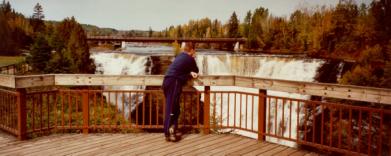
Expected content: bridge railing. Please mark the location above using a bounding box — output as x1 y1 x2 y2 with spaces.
0 74 390 155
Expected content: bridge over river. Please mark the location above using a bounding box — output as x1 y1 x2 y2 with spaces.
87 36 247 51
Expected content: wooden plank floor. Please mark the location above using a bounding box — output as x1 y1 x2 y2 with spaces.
0 132 319 156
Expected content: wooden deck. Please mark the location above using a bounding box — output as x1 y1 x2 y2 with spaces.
0 132 319 156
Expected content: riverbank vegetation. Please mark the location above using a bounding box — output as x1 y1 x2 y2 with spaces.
0 1 95 74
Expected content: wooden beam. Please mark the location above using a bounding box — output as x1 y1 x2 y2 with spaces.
0 74 15 88
15 75 55 88
235 76 391 105
54 74 163 86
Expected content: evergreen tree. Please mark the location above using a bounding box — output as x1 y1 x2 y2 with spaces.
46 17 95 73
227 12 240 38
32 3 44 20
148 27 153 37
27 34 51 73
30 3 45 33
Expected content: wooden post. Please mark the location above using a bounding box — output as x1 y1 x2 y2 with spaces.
203 86 210 134
16 88 27 140
82 91 89 134
258 89 267 141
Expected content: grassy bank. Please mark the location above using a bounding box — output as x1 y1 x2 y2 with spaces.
0 56 25 67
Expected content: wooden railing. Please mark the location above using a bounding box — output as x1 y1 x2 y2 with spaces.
0 63 30 75
0 74 391 155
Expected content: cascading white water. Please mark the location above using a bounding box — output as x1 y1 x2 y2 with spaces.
195 54 324 147
91 46 325 147
91 52 151 118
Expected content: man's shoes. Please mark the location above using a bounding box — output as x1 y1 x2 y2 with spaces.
165 125 179 142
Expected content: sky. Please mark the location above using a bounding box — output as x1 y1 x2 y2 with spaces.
8 0 371 31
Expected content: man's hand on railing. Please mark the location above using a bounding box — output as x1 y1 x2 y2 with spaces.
190 72 198 78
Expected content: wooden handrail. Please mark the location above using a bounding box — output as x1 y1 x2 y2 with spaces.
1 74 390 104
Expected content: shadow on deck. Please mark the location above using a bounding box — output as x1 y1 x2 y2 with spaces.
0 132 319 156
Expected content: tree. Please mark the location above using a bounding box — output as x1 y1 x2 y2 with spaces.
242 11 252 38
47 17 95 73
32 3 44 20
148 27 153 37
30 3 45 32
27 34 51 73
227 12 240 38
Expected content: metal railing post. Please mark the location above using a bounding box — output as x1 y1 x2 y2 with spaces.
82 91 89 134
16 88 27 140
258 89 267 141
203 86 210 134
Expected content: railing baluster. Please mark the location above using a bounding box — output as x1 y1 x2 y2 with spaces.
196 92 199 129
94 92 97 130
368 111 372 156
100 92 104 129
282 98 285 137
321 104 324 145
203 86 210 134
107 91 111 130
378 110 383 156
115 91 118 129
330 106 333 147
312 102 315 143
296 101 300 142
304 101 308 142
213 92 216 129
289 100 292 139
220 93 223 129
239 94 242 128
183 93 186 128
258 89 266 141
61 92 64 132
40 93 43 133
16 89 26 140
155 92 159 128
149 92 152 127
348 108 352 151
129 92 132 128
358 109 362 153
245 94 248 130
47 93 50 133
82 91 89 134
251 95 254 131
275 98 278 136
338 107 342 149
234 93 236 128
227 93 230 128
68 92 71 129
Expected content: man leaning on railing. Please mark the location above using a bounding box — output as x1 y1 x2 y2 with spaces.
162 42 199 142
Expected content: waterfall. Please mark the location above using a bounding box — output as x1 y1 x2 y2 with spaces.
91 47 328 147
195 54 324 147
91 52 151 118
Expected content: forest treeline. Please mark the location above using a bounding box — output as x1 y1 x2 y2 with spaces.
158 0 391 88
0 0 390 88
0 1 95 73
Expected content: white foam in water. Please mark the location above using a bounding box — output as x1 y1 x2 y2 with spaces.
195 54 324 147
91 52 150 118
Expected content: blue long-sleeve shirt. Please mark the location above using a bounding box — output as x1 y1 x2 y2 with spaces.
164 52 199 84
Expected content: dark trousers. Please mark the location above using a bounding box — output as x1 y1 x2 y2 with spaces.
163 77 182 136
